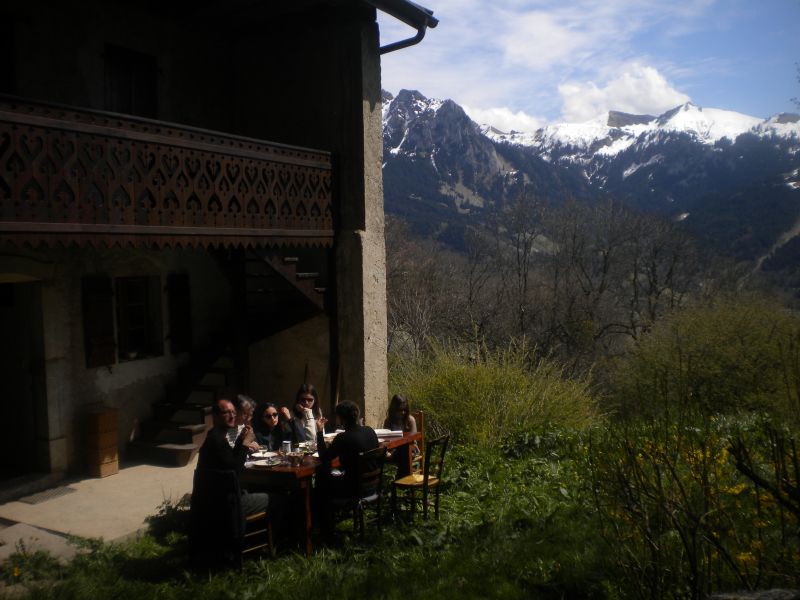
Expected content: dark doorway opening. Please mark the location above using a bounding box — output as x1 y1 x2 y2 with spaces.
0 281 48 480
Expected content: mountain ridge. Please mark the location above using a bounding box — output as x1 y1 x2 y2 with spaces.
381 88 800 275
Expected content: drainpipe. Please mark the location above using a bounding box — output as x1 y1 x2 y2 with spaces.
365 0 439 54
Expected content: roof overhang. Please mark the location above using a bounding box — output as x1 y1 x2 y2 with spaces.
366 0 438 54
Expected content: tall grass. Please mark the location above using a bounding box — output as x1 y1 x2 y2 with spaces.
390 340 598 445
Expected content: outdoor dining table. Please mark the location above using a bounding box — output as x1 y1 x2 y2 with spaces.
240 430 423 556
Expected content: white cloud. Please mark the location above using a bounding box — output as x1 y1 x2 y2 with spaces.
559 64 691 122
499 11 589 72
378 1 715 123
462 105 547 133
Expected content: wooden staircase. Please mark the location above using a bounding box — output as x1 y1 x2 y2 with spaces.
243 248 329 341
127 354 235 467
127 248 330 467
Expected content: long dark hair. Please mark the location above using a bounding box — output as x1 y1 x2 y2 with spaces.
294 382 320 418
254 402 279 435
386 394 412 431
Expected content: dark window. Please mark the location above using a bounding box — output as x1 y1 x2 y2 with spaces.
104 44 157 118
82 276 116 368
0 19 15 94
0 283 13 308
167 273 192 354
115 276 163 360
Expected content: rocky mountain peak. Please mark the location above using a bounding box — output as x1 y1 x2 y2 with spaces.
607 110 655 128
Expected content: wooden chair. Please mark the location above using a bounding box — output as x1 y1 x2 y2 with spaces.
189 468 273 568
392 434 449 521
410 410 425 473
331 446 389 539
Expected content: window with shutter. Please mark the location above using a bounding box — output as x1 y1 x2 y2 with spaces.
81 276 115 368
104 44 157 118
116 276 163 360
167 273 192 354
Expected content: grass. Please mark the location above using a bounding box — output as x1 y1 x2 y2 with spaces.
1 439 609 600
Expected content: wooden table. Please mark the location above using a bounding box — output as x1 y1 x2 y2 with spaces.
240 431 422 555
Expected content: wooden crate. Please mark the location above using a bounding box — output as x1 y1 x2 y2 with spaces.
87 406 119 478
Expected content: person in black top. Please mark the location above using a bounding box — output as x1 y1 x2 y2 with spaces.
197 398 270 516
314 400 379 539
253 402 293 451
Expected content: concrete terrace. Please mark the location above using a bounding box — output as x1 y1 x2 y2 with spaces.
0 458 196 561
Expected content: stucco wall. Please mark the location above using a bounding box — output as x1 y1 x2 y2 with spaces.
248 313 333 417
0 246 232 473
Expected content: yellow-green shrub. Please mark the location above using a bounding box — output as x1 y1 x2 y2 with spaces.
610 294 800 424
389 341 598 445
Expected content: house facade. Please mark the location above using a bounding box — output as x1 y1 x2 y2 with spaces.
0 0 437 480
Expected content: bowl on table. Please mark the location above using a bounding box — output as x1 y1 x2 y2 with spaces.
287 452 305 467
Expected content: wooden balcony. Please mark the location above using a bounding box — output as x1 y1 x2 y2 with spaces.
0 97 333 249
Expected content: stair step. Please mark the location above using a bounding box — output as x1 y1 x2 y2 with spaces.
128 441 199 467
152 423 209 445
212 356 234 369
199 372 227 387
171 407 210 425
295 272 319 280
186 390 216 407
283 257 299 263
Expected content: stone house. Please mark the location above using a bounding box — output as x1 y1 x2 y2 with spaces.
0 0 437 481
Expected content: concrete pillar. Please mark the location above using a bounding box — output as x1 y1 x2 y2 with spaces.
333 10 388 427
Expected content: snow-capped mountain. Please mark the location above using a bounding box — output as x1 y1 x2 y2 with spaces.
482 102 794 164
382 89 800 269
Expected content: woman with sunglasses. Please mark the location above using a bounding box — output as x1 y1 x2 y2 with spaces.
253 402 293 451
292 383 326 443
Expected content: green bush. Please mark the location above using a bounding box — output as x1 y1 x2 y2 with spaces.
610 295 800 424
588 413 800 598
389 340 598 445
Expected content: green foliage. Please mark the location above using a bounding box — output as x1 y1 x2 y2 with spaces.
610 295 800 424
0 540 65 586
8 441 611 600
144 495 191 545
588 413 800 599
389 340 598 446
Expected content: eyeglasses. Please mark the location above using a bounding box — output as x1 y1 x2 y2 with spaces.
299 396 314 404
220 410 236 416
264 412 279 419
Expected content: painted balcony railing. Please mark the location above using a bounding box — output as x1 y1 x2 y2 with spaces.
0 97 333 248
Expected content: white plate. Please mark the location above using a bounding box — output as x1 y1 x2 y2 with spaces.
248 458 279 467
251 451 277 459
375 429 404 437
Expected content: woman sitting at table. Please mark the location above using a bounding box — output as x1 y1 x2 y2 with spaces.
314 400 378 540
383 394 419 464
292 383 325 443
253 402 293 451
383 394 417 434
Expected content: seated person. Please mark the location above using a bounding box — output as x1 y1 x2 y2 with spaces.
197 398 271 518
383 394 417 433
226 394 259 454
384 394 419 466
253 402 293 451
313 400 379 538
292 383 326 443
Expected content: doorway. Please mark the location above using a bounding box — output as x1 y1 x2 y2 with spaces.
0 281 47 480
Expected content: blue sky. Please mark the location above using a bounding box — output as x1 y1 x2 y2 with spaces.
377 0 800 132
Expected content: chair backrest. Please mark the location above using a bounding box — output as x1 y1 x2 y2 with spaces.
357 445 388 499
411 409 425 458
410 410 424 435
423 434 449 484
